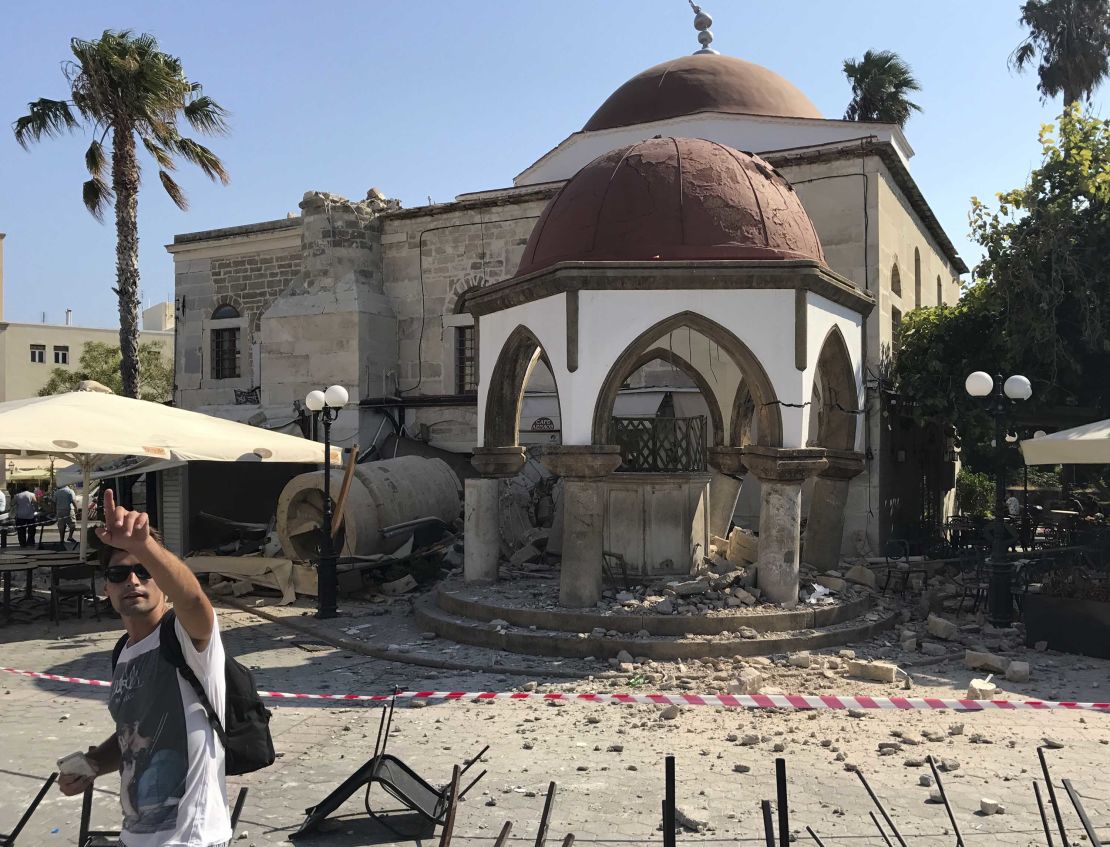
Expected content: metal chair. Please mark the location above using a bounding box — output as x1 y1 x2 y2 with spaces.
79 785 247 847
955 555 990 617
0 773 56 847
295 693 488 839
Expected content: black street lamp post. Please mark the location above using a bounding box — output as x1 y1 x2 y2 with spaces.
304 384 349 619
965 371 1031 627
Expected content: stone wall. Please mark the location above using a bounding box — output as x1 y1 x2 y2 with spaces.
210 249 303 334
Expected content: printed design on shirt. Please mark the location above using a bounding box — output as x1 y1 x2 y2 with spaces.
109 644 187 835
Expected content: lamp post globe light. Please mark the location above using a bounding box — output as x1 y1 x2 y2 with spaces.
964 371 1031 626
305 384 348 619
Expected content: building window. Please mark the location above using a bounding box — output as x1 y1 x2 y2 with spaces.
53 346 69 365
891 264 901 296
936 275 944 306
30 344 45 364
891 306 903 351
212 303 239 320
211 327 240 380
914 248 922 308
455 325 477 394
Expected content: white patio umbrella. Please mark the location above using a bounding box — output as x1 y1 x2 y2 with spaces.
1020 418 1110 465
0 390 341 560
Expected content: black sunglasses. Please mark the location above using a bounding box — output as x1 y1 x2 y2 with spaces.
105 564 153 584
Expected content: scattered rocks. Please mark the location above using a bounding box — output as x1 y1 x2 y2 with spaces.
928 788 944 804
732 763 752 774
728 668 764 696
740 734 761 746
967 678 999 700
919 774 934 787
1005 661 1031 683
926 614 959 641
654 598 675 615
846 660 900 684
980 798 1003 815
616 650 634 665
965 650 1010 674
844 564 878 589
788 652 813 669
1042 736 1065 750
659 705 680 721
949 723 964 736
675 807 709 833
920 641 947 657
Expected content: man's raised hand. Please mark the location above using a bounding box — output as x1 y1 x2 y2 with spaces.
94 488 151 554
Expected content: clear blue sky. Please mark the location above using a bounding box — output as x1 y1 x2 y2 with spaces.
1 1 1105 329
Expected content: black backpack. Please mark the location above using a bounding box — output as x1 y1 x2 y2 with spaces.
112 611 275 776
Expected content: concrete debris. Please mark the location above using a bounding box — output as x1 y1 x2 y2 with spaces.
920 641 947 657
815 575 848 593
846 660 900 684
728 668 764 695
1005 661 1031 683
967 678 998 700
509 544 542 566
381 574 418 596
1042 736 1065 749
965 650 1010 674
659 705 680 720
616 650 634 665
732 763 751 773
666 578 710 597
844 565 877 590
740 733 761 746
926 614 959 641
788 652 813 669
980 798 1004 815
654 598 675 615
928 788 944 804
919 774 934 787
949 723 964 736
726 528 758 564
674 807 709 833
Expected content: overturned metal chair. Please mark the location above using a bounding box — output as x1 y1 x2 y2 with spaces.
0 773 56 847
294 692 488 839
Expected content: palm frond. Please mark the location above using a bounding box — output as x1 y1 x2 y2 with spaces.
141 135 174 169
82 177 113 222
84 140 107 177
183 94 230 135
159 169 188 210
12 99 79 148
170 136 230 184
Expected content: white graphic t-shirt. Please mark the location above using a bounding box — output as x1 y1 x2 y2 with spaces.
109 615 231 847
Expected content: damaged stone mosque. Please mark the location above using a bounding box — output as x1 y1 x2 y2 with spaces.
166 6 967 624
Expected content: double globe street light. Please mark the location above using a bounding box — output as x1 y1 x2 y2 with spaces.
964 371 1032 626
304 384 349 619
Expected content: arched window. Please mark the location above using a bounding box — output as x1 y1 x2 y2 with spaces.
914 248 922 308
936 275 944 306
445 288 480 395
210 304 241 380
891 263 902 296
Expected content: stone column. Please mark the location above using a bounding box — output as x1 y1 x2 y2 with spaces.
804 449 865 572
538 446 622 608
743 446 828 606
707 446 747 540
464 446 526 584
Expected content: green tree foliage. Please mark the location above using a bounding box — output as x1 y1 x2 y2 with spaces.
955 470 995 518
842 49 923 127
38 341 172 402
1010 0 1110 106
893 108 1110 454
13 30 228 398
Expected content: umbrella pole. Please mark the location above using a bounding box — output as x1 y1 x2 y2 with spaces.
80 459 91 561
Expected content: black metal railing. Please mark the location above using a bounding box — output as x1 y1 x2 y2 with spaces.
612 415 707 473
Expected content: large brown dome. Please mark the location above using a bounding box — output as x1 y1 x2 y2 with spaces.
514 137 825 278
583 54 822 132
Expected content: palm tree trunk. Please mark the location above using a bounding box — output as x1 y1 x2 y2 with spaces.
112 124 142 399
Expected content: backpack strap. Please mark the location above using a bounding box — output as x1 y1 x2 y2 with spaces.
158 611 229 748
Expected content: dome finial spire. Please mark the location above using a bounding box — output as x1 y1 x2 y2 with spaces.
688 1 717 54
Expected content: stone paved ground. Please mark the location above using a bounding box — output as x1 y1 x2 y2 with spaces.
2 606 1108 847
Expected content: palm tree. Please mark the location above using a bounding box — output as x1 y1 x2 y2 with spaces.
1010 0 1110 106
13 30 229 398
842 49 923 128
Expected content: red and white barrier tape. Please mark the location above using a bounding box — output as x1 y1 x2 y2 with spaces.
4 667 1108 712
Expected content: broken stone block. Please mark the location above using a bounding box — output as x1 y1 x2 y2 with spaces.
965 650 1010 674
615 591 636 604
732 763 751 773
980 798 1001 815
815 575 848 593
846 660 900 683
654 598 674 615
667 577 710 597
382 574 418 595
616 649 634 665
844 564 877 590
1042 736 1065 749
1005 661 1030 683
927 614 959 641
788 652 813 669
920 641 947 657
726 528 759 564
928 788 944 804
967 678 998 700
728 668 763 695
732 587 758 606
659 705 680 720
901 637 918 652
919 774 934 787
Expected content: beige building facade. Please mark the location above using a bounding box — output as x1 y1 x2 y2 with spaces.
169 38 966 554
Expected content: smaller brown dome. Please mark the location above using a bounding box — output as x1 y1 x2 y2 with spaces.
584 54 822 132
514 137 825 278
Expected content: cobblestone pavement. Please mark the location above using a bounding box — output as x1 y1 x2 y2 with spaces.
2 607 1108 847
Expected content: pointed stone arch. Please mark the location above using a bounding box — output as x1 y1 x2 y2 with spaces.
483 324 560 447
592 311 782 447
622 346 726 446
813 325 858 452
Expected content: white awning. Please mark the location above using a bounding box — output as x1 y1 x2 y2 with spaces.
1021 419 1110 465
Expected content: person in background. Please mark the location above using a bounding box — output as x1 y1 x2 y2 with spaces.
0 485 8 519
55 483 77 545
13 484 38 547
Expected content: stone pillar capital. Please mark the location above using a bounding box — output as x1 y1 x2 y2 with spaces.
708 446 747 476
820 449 866 480
539 445 622 479
471 445 527 478
743 446 828 483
